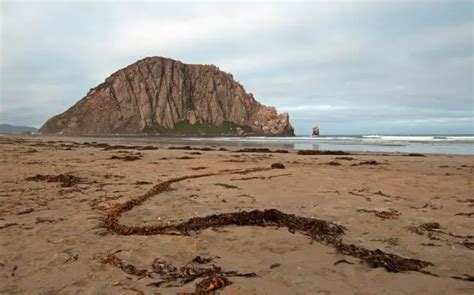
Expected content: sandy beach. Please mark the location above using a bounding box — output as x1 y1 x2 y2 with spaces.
0 135 473 294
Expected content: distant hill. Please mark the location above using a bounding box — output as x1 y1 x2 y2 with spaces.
0 124 38 134
39 56 294 136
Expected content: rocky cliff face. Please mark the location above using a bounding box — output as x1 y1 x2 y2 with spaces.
40 57 294 136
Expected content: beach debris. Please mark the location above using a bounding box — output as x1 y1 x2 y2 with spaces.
102 144 158 150
99 166 438 290
373 190 391 197
462 241 474 250
325 161 342 166
138 145 158 150
454 212 474 217
378 237 400 247
168 145 195 150
25 173 84 187
168 146 214 151
420 243 442 247
269 263 281 269
134 181 152 185
373 209 401 220
0 223 18 229
102 254 254 292
191 167 207 170
297 150 350 155
63 253 79 264
335 157 355 161
456 198 474 207
451 274 474 282
349 191 365 197
351 160 383 166
223 159 247 163
192 256 213 264
196 275 232 293
10 265 17 277
151 257 177 276
215 183 240 189
356 208 401 220
109 154 142 161
406 222 474 250
103 174 126 179
16 208 34 215
35 217 63 224
271 163 286 169
187 151 202 155
267 173 291 179
334 259 354 266
231 176 262 181
420 222 441 231
334 243 431 272
405 153 426 157
177 156 194 160
100 253 149 277
81 142 158 150
235 148 288 153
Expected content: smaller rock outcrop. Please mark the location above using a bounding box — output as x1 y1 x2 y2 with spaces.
312 126 320 136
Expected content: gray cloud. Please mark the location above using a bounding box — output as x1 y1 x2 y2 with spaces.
1 0 472 135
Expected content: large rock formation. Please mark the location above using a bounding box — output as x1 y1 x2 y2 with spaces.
40 56 294 136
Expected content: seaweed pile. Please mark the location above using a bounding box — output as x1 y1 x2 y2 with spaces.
101 253 255 293
81 142 158 150
103 144 158 151
109 154 142 161
357 208 401 220
235 148 289 153
406 222 474 250
25 173 84 187
168 146 225 151
405 153 426 157
297 150 350 155
351 160 383 166
100 166 438 292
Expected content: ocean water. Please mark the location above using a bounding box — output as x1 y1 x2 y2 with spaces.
182 135 474 155
77 134 474 155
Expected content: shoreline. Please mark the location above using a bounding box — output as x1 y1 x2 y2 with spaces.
3 134 474 157
0 136 473 294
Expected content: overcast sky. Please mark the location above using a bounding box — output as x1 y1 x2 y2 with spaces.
1 0 473 135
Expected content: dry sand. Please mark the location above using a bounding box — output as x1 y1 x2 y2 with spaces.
0 135 473 294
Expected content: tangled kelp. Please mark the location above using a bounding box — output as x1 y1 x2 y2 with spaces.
351 160 384 166
271 163 286 169
109 154 142 161
101 253 255 293
235 148 289 153
100 166 436 293
357 208 402 220
406 222 474 250
297 150 350 155
168 146 216 151
25 173 85 187
81 142 158 150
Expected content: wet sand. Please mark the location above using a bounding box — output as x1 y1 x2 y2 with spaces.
0 135 473 294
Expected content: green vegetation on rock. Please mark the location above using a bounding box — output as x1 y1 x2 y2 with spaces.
143 120 252 135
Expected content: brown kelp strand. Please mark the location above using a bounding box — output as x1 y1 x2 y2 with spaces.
234 148 289 153
297 150 350 155
101 166 436 280
101 254 255 293
333 242 432 272
25 174 85 187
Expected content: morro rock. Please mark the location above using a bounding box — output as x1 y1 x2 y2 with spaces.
40 56 294 136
